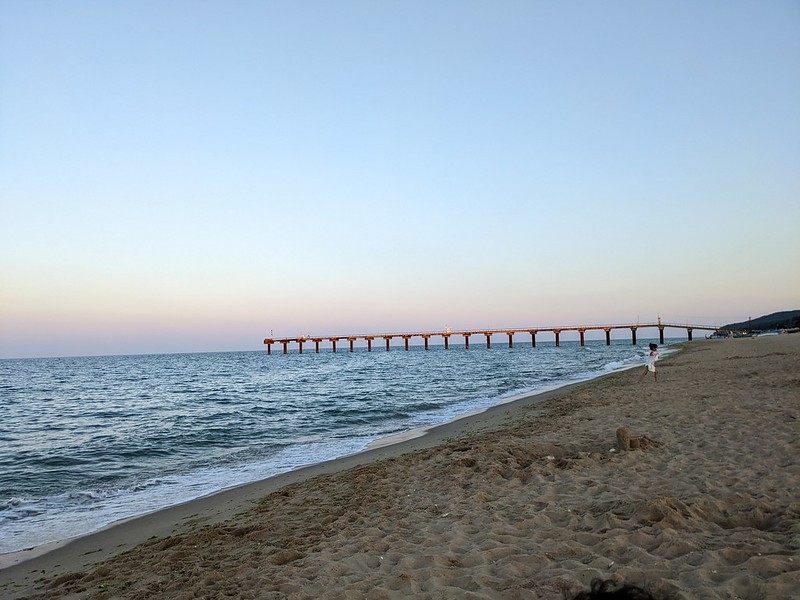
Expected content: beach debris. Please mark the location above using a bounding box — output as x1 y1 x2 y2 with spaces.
616 427 660 451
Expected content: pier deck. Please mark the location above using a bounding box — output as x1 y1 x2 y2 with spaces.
264 322 721 354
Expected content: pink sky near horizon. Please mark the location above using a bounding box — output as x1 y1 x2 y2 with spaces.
2 276 794 358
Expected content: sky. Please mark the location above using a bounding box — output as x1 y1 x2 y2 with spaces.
1 1 799 358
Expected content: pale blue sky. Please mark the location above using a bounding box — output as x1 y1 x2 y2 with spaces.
1 1 798 358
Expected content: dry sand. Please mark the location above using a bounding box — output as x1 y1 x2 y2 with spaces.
2 334 798 599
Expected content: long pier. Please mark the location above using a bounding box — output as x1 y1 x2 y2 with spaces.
263 322 721 354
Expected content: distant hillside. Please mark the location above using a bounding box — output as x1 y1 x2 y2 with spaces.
722 310 800 331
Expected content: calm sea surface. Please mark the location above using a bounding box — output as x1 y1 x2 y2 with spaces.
0 338 670 554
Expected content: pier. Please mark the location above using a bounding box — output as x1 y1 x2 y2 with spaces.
264 322 721 355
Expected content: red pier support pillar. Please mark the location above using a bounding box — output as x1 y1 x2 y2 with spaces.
265 341 273 355
282 341 288 354
298 340 303 354
554 330 561 347
630 328 637 345
384 337 391 351
365 337 373 352
423 335 430 350
579 329 585 346
403 336 410 351
485 333 492 349
443 334 450 350
330 339 338 353
604 329 611 345
463 334 470 349
529 331 537 347
507 333 513 348
348 338 355 352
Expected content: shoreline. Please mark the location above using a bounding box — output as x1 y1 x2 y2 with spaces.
0 365 608 578
0 340 673 569
1 351 650 565
3 335 797 599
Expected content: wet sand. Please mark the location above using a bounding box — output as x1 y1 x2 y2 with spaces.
2 334 798 599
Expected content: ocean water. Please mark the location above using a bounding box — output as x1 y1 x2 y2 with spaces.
0 338 670 554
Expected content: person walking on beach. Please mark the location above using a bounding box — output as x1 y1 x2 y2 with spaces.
640 343 659 382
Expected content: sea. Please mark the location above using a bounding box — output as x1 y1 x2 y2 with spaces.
0 337 672 555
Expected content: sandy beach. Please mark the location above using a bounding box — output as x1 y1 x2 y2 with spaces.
2 334 798 599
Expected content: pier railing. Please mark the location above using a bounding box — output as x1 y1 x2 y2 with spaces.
263 322 722 354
